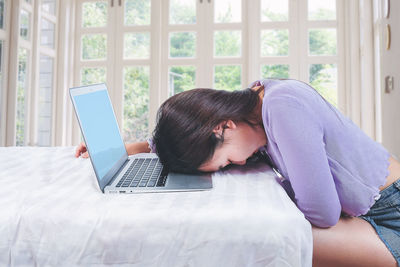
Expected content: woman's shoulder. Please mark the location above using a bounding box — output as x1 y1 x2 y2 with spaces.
261 79 317 106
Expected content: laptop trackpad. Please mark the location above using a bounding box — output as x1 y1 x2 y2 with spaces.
166 172 213 190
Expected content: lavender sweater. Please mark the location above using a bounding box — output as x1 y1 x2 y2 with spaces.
252 79 391 228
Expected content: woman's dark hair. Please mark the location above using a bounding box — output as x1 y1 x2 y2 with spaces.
152 87 264 174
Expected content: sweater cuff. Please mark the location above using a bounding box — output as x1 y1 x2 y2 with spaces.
147 137 157 153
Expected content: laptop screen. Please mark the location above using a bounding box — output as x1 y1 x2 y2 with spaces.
70 84 127 190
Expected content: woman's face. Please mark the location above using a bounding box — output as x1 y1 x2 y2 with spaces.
198 120 267 172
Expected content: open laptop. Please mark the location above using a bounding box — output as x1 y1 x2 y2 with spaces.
70 83 213 194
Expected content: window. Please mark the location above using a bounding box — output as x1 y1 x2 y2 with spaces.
72 0 343 144
75 0 154 143
4 0 58 146
256 0 341 107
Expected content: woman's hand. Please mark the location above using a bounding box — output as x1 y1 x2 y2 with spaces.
75 142 89 158
75 141 151 158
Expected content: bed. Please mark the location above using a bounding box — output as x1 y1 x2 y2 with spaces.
0 146 312 267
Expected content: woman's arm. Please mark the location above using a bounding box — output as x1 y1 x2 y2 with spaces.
125 141 151 155
75 141 151 158
266 94 341 228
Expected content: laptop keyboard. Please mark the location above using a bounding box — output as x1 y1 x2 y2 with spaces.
116 158 167 188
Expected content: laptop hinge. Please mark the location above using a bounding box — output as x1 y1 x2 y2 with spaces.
108 158 130 186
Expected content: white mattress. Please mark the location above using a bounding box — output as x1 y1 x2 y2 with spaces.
0 147 312 267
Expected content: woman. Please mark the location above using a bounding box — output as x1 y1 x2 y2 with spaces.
76 79 400 266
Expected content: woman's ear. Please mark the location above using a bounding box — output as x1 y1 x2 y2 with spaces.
212 120 237 137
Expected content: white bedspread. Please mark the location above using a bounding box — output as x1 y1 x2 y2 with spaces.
0 147 312 267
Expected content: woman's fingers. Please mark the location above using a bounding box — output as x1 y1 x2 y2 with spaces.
82 152 89 158
75 142 87 158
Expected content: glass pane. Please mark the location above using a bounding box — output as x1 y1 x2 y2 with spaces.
16 48 29 146
214 0 241 23
82 1 107 28
82 34 107 60
20 9 30 41
0 0 5 29
261 0 288 21
261 64 289 79
214 65 241 91
169 66 196 96
169 32 196 58
169 0 196 25
123 66 150 142
81 67 106 85
309 28 336 56
125 0 151 26
214 31 241 57
38 55 53 146
41 19 55 49
124 32 150 59
309 64 337 107
308 0 336 20
261 29 289 56
42 0 56 15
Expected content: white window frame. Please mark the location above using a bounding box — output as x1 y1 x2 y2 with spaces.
160 0 249 96
7 0 35 146
5 0 59 146
36 0 58 146
0 0 12 146
248 0 346 113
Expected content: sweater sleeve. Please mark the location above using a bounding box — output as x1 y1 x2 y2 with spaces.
266 95 341 228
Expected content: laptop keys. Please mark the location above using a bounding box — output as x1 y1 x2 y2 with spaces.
116 158 167 188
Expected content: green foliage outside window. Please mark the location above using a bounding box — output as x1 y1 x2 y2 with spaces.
125 0 151 26
123 67 149 142
169 66 196 96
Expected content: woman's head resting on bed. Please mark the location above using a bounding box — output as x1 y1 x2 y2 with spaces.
152 88 267 174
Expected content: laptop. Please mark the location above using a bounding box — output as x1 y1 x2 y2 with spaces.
70 83 213 194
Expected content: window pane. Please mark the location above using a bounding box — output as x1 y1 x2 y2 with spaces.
42 0 56 15
261 29 289 56
82 34 107 60
309 64 337 107
81 67 106 85
82 1 107 28
169 0 196 25
261 64 289 79
20 9 30 41
123 66 149 142
309 28 336 56
214 31 241 57
261 0 288 21
125 0 151 26
308 0 336 20
124 32 150 59
214 65 241 91
17 48 29 146
41 19 55 49
214 0 241 23
169 32 196 58
38 55 53 146
169 66 196 96
0 0 5 29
